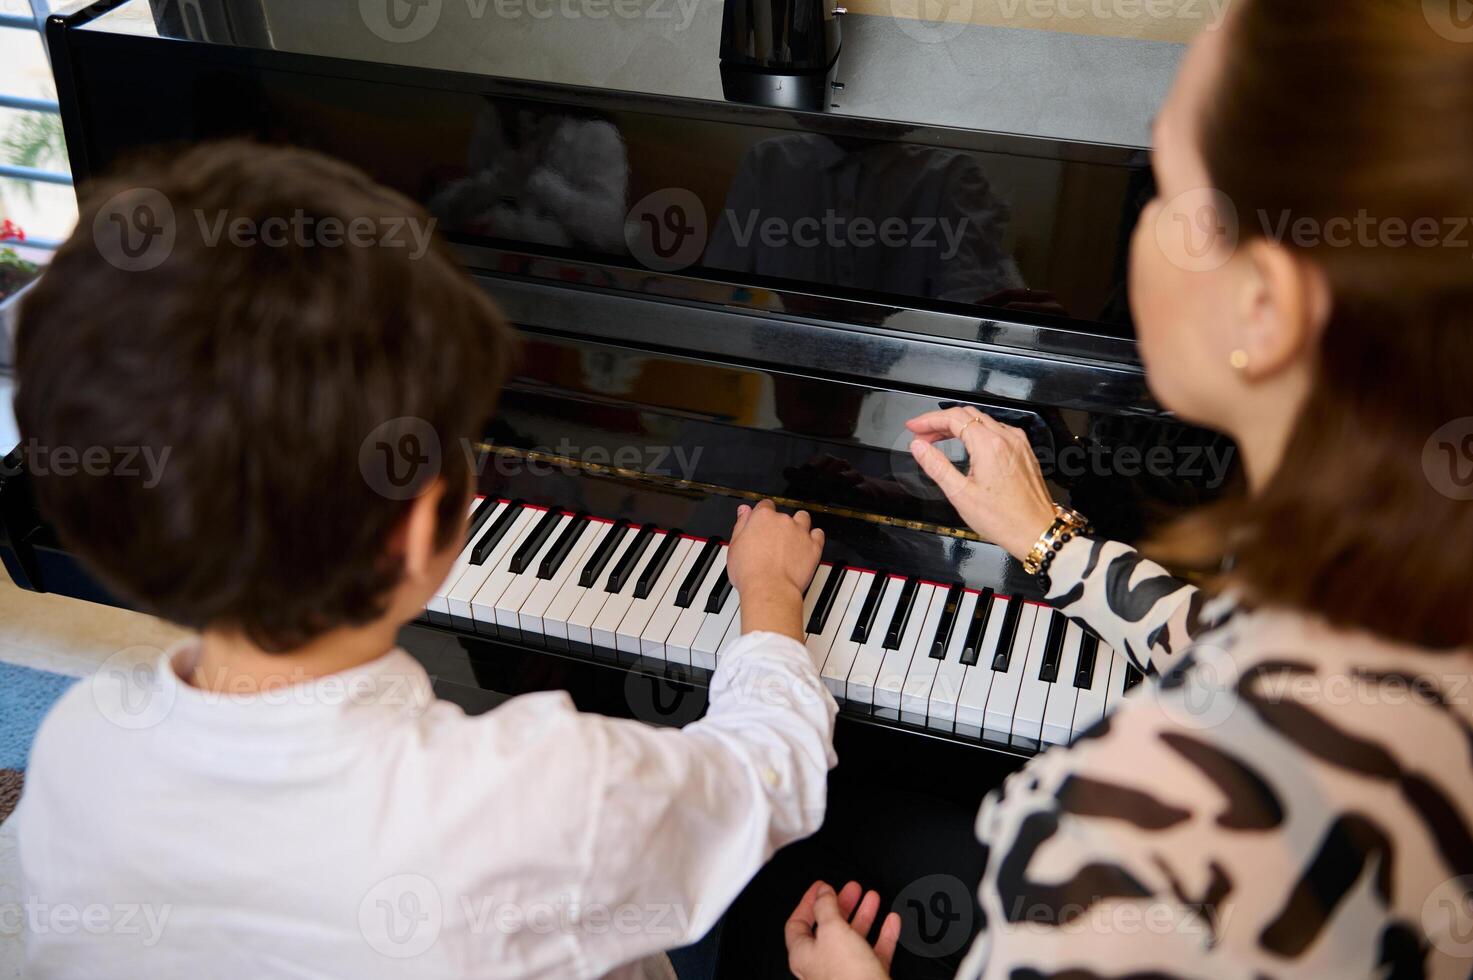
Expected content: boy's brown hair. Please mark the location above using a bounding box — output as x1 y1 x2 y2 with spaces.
14 140 515 650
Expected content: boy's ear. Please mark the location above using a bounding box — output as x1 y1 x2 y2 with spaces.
396 478 449 582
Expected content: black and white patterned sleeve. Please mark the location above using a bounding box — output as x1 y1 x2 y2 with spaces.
1041 536 1214 678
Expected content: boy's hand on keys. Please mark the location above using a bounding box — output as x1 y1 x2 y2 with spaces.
785 880 899 980
727 500 824 642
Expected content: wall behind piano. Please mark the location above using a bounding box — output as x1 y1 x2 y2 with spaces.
159 0 1192 147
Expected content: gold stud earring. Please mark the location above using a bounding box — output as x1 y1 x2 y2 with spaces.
1229 350 1250 371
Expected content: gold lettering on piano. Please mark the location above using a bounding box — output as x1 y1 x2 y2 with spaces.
474 443 982 541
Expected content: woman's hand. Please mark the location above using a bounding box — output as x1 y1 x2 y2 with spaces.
907 408 1057 561
785 880 900 980
727 500 825 641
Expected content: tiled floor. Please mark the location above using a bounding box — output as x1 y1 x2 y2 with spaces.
0 574 190 977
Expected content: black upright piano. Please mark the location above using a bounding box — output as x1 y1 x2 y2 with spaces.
3 2 1231 971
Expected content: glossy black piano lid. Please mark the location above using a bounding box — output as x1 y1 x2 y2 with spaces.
59 0 1154 340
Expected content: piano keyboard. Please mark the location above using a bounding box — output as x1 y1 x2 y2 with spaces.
424 498 1146 751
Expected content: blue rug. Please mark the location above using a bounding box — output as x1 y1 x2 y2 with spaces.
0 660 77 770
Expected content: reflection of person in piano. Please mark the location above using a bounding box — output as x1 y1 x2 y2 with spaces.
11 142 845 980
784 2 1473 978
430 100 631 253
704 134 1023 308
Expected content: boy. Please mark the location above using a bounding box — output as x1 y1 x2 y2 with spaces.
12 141 836 978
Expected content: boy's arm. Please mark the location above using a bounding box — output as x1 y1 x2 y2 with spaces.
571 503 837 976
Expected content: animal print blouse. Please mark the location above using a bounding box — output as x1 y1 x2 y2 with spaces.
957 537 1473 980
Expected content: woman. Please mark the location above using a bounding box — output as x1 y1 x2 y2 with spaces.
783 1 1473 977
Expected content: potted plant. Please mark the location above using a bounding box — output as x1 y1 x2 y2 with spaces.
1 219 41 367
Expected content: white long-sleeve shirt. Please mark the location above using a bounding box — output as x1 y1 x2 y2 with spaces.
15 631 837 978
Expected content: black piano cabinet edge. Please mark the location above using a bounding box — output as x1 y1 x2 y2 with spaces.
0 450 41 591
407 618 1036 765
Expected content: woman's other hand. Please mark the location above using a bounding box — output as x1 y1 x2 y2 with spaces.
907 408 1057 561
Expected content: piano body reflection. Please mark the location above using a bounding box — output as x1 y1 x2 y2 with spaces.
3 0 1230 800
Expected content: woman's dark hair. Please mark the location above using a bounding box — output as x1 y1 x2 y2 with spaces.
14 140 516 650
1153 0 1473 649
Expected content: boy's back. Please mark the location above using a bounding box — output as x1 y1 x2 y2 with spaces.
11 142 837 978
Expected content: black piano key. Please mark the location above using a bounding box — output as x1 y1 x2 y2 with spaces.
806 566 849 635
1124 664 1145 692
606 525 656 593
470 500 523 565
578 519 629 587
507 508 562 574
538 513 589 580
928 584 965 660
849 571 890 644
1038 611 1066 683
959 588 997 666
882 577 920 650
465 496 496 545
633 529 683 599
705 568 733 614
1074 632 1101 689
990 597 1024 671
675 538 722 608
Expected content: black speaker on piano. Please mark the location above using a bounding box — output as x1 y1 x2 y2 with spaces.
719 0 844 110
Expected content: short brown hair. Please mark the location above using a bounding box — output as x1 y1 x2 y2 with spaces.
1153 0 1473 649
14 140 515 650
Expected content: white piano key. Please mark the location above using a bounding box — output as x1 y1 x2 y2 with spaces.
898 587 950 720
983 603 1041 739
428 498 503 616
1070 633 1112 740
803 568 860 675
691 574 740 671
664 547 728 666
446 506 538 622
615 536 695 655
716 608 743 662
1042 622 1086 746
928 590 980 728
638 538 709 658
1104 645 1146 716
955 595 1011 732
845 577 907 706
818 570 878 700
468 508 554 630
875 584 938 714
1010 609 1058 747
518 519 604 638
490 513 572 634
593 530 670 652
565 527 638 650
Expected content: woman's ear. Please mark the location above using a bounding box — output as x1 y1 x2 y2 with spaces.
397 478 449 583
1236 239 1331 381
